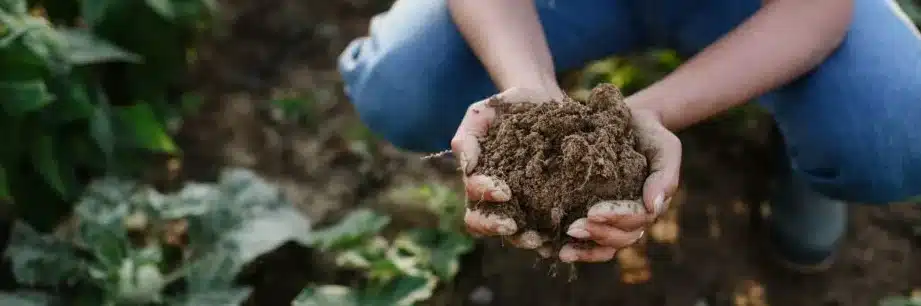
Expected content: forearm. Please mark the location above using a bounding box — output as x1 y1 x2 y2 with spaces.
448 0 563 97
627 0 854 131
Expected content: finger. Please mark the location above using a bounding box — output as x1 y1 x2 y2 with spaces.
464 174 511 202
503 230 547 250
463 208 517 236
451 101 496 174
586 200 652 231
567 218 644 248
638 128 681 216
495 87 559 104
558 244 618 263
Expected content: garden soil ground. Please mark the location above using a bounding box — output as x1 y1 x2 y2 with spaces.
178 0 921 305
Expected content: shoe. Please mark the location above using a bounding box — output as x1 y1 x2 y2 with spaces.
766 224 837 274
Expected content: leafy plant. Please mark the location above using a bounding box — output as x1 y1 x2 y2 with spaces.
880 292 921 306
0 0 214 231
0 168 312 306
294 183 474 306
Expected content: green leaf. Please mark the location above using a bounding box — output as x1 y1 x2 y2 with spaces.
0 0 27 15
0 80 54 115
293 286 360 306
90 98 115 164
185 248 243 292
174 288 252 306
31 134 73 196
114 102 178 153
4 221 85 287
425 231 473 280
225 206 312 264
144 0 175 20
369 275 437 306
57 28 141 65
308 209 390 251
77 220 128 269
0 291 57 306
80 0 114 28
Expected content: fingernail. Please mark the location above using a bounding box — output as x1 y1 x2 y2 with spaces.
487 178 511 202
491 189 510 202
587 202 612 221
632 230 646 244
654 194 665 215
559 248 578 263
567 228 590 239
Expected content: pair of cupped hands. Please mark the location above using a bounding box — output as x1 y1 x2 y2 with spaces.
450 86 682 263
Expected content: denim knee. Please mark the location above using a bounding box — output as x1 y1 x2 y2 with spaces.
783 94 921 205
338 39 446 152
336 2 494 153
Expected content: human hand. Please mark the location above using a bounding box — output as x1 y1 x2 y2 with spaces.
450 87 565 253
558 107 682 263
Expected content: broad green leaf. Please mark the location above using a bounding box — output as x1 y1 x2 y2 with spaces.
0 80 53 115
77 220 129 269
399 229 473 280
0 164 9 200
0 0 27 15
159 182 218 219
225 206 312 264
30 134 72 196
114 102 178 153
144 0 175 20
57 28 141 65
430 232 474 280
174 288 252 306
879 295 921 306
5 221 85 286
18 21 66 72
369 274 437 306
308 209 390 251
80 0 114 27
0 291 57 306
293 285 360 306
185 248 243 292
73 178 134 268
90 99 115 164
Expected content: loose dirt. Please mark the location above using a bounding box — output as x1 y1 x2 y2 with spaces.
470 84 648 250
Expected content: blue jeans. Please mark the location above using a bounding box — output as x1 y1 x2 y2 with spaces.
339 0 921 260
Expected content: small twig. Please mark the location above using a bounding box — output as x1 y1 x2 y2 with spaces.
421 150 453 160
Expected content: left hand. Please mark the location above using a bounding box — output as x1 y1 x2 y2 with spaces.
558 106 682 263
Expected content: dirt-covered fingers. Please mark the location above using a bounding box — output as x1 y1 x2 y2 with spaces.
558 244 618 263
586 200 653 231
502 230 548 250
450 101 496 174
567 218 644 249
463 208 517 236
464 174 511 202
494 87 562 104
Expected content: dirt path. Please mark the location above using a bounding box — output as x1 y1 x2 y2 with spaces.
178 1 921 305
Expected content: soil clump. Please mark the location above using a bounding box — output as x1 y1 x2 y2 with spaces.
469 84 649 250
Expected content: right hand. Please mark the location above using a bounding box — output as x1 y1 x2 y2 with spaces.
450 87 565 255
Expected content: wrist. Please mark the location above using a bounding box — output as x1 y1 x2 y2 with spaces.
498 73 565 101
625 88 669 125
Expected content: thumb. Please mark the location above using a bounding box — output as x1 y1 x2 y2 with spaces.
640 133 681 216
